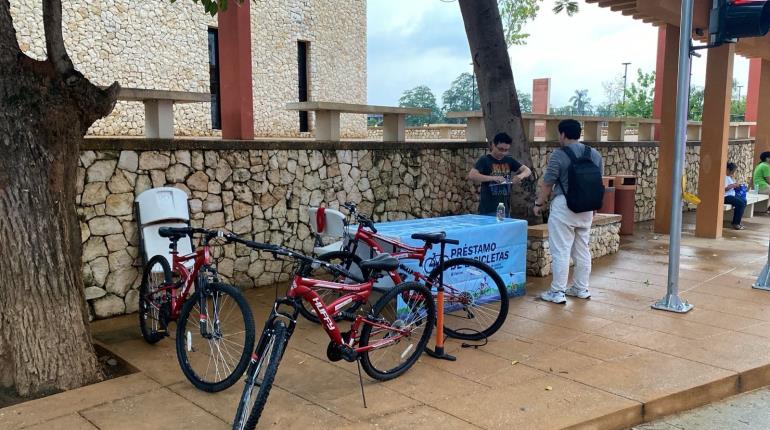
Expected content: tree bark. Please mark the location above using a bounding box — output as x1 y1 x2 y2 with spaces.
0 0 119 396
459 0 539 223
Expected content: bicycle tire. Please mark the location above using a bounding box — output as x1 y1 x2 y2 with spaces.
298 250 367 323
139 255 172 344
359 281 435 381
232 320 288 430
428 257 508 341
176 282 255 392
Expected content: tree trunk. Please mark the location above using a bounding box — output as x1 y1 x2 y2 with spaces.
0 0 119 396
458 0 539 223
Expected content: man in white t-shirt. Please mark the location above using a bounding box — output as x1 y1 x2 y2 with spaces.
724 162 747 230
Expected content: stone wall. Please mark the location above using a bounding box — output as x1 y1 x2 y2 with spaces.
76 138 755 318
529 141 756 222
77 139 482 318
9 0 367 138
526 215 622 277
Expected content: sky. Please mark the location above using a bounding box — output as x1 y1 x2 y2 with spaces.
366 0 750 109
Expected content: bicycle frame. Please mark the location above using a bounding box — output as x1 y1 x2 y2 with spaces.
154 244 211 322
257 269 417 359
348 224 431 286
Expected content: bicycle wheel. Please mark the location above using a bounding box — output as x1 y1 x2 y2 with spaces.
428 257 508 341
232 320 288 430
139 255 173 344
359 281 435 381
176 282 255 392
298 250 367 323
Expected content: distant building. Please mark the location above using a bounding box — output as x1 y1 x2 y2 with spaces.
10 1 367 138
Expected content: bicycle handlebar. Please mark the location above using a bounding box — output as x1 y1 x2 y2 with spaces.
224 232 366 283
342 202 377 233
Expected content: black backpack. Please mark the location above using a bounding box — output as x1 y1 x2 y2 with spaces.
557 145 605 213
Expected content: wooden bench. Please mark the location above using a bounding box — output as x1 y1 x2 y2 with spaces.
285 102 430 142
724 193 770 218
117 88 211 139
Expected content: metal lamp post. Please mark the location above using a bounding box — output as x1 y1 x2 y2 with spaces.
621 61 631 114
652 0 695 313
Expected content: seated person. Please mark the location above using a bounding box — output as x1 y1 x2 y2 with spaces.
753 151 770 214
724 162 747 230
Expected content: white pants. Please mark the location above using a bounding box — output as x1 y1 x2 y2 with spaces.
548 195 594 293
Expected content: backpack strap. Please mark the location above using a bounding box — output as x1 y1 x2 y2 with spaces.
556 146 578 196
581 145 593 160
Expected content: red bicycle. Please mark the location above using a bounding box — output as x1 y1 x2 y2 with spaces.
310 202 508 341
138 227 255 393
227 235 435 430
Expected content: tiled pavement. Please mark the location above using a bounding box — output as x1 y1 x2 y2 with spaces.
2 212 769 430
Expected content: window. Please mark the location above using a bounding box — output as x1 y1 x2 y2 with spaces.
208 28 222 130
298 41 310 132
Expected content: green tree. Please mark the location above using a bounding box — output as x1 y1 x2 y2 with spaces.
498 0 578 46
518 91 532 113
602 75 624 115
617 69 655 118
569 89 592 115
399 85 443 125
442 73 481 121
689 86 705 121
731 99 746 121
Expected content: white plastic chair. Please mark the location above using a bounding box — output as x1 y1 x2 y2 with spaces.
307 207 346 255
135 187 194 271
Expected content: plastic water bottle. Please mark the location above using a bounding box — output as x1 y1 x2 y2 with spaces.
496 202 505 221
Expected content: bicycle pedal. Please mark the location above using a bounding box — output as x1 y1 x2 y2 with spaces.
339 311 357 321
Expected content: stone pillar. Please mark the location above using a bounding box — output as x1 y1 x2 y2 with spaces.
695 43 734 238
218 2 254 140
653 25 680 234
754 59 770 167
532 78 550 139
652 26 667 141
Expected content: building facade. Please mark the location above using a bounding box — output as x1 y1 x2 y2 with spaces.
10 0 367 138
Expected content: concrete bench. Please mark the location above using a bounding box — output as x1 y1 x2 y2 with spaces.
285 101 431 142
724 193 770 218
445 111 657 142
445 110 486 141
117 88 211 139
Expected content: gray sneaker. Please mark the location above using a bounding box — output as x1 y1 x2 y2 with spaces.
565 286 591 299
540 290 566 304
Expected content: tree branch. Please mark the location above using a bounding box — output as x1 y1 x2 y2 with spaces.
42 0 75 77
0 0 20 65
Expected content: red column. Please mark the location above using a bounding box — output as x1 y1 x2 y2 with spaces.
532 78 550 139
746 58 761 136
652 26 667 140
217 2 254 140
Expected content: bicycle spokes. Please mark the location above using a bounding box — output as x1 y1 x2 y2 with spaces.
365 290 429 369
182 289 249 385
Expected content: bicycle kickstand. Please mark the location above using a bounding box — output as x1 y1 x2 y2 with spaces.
425 241 456 362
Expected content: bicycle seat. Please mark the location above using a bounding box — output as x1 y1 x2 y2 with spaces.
411 231 460 245
158 227 190 240
359 253 399 272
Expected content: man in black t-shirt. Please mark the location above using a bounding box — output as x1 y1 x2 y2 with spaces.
468 132 532 216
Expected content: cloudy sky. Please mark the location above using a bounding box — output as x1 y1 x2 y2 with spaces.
366 0 750 108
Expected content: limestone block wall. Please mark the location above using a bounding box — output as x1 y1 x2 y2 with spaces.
529 141 755 222
526 216 622 277
76 138 756 318
251 0 367 138
77 140 481 318
9 0 367 138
